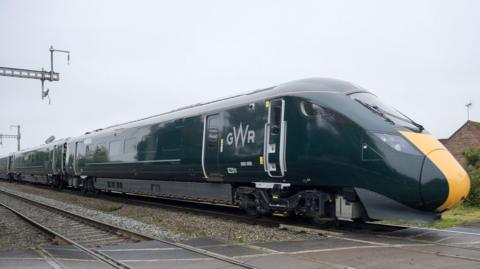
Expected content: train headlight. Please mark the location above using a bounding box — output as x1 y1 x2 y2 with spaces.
373 133 421 156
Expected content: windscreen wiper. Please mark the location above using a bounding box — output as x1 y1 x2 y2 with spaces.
372 104 424 133
396 111 425 132
355 99 395 125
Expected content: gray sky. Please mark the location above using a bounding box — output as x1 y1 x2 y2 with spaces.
0 0 479 154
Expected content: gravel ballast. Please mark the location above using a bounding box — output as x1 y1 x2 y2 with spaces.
0 203 52 250
0 181 325 243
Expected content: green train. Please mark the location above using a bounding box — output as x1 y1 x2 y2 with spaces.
0 78 471 223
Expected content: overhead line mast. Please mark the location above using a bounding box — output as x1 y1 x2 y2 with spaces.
0 46 70 103
0 125 21 151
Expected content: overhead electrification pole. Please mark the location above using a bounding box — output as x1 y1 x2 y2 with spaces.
0 46 70 103
11 125 21 151
0 125 21 151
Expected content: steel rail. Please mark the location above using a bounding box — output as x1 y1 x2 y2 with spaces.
0 200 131 269
0 188 259 269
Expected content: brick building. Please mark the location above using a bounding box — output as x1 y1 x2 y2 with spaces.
439 120 480 167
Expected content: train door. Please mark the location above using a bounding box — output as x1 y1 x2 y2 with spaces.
203 114 224 180
264 99 287 177
74 141 85 175
7 156 12 174
52 144 59 174
49 147 54 173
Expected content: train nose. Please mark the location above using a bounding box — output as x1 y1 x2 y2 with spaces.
422 149 471 211
400 131 471 212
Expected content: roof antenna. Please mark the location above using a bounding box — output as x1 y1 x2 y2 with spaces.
466 101 473 121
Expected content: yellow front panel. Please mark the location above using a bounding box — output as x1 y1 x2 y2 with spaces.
400 131 471 211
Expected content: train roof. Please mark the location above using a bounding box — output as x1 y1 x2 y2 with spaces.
12 138 69 155
75 78 367 140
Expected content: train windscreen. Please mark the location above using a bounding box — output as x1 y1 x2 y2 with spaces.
350 92 424 132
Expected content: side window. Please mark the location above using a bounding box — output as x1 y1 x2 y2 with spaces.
85 145 92 156
109 140 123 157
206 114 220 148
124 137 137 153
162 129 183 151
141 135 157 152
207 128 219 147
76 142 86 157
96 143 106 154
270 101 283 135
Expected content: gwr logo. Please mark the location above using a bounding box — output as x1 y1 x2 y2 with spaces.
226 123 255 147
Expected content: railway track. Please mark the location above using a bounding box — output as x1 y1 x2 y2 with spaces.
4 181 480 265
0 187 260 269
0 190 136 268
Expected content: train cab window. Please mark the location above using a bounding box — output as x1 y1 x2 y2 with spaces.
207 128 219 147
124 137 137 153
300 101 323 117
109 140 123 157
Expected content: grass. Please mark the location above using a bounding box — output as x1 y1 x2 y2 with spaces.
382 205 480 229
99 204 124 212
432 205 480 228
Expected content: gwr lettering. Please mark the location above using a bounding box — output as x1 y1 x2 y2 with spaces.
226 123 255 147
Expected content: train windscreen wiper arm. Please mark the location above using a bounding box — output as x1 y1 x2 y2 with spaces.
373 105 424 133
354 99 395 125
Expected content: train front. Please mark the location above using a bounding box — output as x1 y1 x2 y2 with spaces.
347 91 470 222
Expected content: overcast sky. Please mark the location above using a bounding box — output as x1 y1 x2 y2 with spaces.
0 0 479 154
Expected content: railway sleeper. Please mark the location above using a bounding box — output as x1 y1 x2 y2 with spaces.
69 231 110 237
78 236 125 245
70 233 115 240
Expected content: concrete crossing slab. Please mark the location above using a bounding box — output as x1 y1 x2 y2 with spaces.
4 223 480 269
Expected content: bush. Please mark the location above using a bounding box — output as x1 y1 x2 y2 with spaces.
464 168 480 206
463 148 480 206
463 148 480 168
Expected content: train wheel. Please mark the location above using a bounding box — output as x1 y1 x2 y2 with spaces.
80 178 95 194
238 193 259 217
245 198 259 217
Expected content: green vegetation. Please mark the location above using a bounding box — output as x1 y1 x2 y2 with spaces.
100 204 124 212
433 205 480 228
463 148 480 207
464 168 480 207
464 148 480 168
